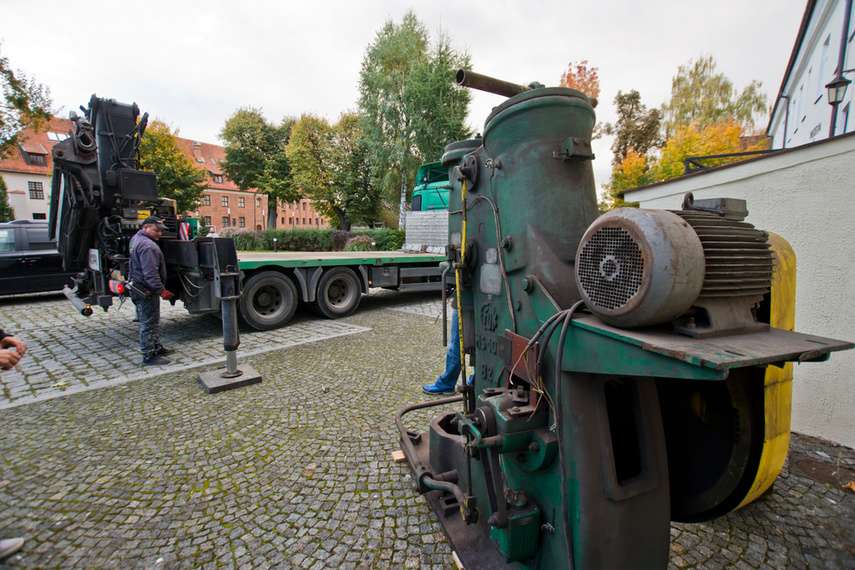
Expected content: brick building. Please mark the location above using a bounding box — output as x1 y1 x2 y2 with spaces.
0 118 331 231
174 137 269 232
174 137 330 232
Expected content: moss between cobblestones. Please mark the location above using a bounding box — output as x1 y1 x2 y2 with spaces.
1 292 854 569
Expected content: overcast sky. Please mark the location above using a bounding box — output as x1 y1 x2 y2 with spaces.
0 0 806 193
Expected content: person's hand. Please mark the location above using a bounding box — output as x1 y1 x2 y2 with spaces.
0 349 22 370
0 335 26 357
160 290 175 301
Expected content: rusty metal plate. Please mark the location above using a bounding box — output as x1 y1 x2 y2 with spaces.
789 453 855 487
572 316 854 372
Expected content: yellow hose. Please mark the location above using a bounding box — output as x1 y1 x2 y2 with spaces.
455 179 468 385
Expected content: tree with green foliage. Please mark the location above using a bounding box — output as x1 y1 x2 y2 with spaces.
358 11 471 226
662 55 768 138
604 56 769 210
219 108 299 228
138 120 207 216
602 90 662 165
406 31 472 165
0 46 52 159
0 175 15 221
286 112 381 231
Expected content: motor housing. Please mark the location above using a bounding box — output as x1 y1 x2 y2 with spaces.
576 200 774 337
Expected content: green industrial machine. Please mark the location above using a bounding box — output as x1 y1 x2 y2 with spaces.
396 71 853 569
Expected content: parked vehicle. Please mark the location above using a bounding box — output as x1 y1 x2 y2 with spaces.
0 220 77 296
410 161 450 211
46 95 447 333
235 250 445 330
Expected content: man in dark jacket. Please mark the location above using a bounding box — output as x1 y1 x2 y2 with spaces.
129 217 176 366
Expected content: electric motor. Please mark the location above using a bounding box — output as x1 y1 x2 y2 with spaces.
576 204 774 331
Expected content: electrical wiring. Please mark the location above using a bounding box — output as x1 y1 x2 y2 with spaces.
486 164 517 334
553 299 585 569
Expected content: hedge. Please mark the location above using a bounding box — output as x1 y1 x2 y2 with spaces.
219 227 405 252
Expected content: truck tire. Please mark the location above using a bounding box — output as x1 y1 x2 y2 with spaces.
312 267 361 319
239 271 298 330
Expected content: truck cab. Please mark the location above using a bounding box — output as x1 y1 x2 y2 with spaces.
0 220 77 296
411 162 450 211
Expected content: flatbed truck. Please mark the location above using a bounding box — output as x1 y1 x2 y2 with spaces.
235 251 445 330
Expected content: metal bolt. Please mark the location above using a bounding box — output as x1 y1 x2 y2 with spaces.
521 278 533 292
514 299 522 311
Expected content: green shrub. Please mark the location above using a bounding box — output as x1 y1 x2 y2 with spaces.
224 227 405 252
260 228 334 252
352 228 405 251
221 227 263 251
343 235 375 252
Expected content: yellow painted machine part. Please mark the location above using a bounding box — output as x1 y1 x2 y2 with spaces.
736 232 795 510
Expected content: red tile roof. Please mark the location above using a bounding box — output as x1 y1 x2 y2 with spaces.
174 137 242 191
0 118 254 194
0 117 74 175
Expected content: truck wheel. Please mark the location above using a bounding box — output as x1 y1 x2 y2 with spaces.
312 267 361 319
240 271 298 330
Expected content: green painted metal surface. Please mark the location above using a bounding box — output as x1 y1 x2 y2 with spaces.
236 251 444 271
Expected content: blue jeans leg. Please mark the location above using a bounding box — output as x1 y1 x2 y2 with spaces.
435 309 462 390
132 292 161 358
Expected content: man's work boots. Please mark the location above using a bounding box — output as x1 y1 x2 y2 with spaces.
142 354 171 366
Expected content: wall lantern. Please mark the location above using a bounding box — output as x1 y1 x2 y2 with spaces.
826 75 851 105
826 74 851 137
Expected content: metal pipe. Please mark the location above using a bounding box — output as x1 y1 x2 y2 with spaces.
63 286 93 316
394 395 469 517
395 396 463 484
455 69 532 98
421 476 469 513
225 351 238 376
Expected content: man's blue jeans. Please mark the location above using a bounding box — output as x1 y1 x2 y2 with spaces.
131 291 161 358
435 309 463 390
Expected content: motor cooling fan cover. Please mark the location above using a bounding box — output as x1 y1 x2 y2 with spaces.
575 208 706 328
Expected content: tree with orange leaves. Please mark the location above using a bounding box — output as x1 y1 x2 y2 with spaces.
559 60 600 99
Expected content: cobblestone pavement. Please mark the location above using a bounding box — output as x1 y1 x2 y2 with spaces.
0 290 853 569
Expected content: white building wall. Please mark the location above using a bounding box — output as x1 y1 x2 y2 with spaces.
1 171 52 221
768 0 855 148
624 134 855 448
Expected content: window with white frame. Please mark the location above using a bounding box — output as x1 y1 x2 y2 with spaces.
28 181 44 199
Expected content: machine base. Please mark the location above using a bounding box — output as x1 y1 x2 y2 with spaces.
198 365 262 394
402 425 519 570
423 488 521 570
